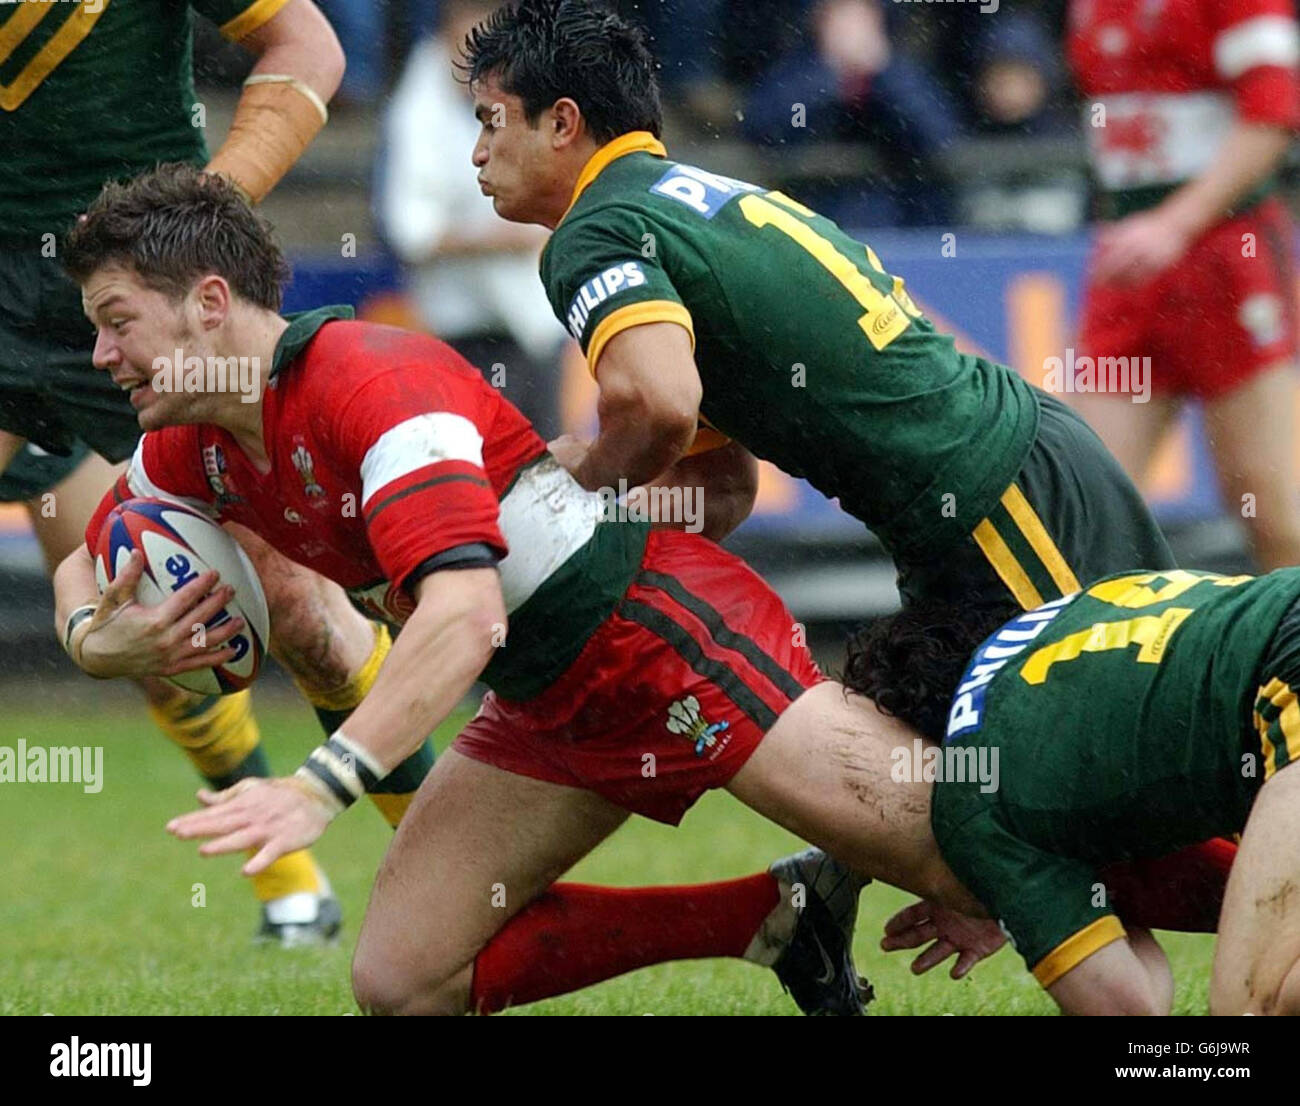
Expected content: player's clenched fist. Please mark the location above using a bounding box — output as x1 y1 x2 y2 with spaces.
167 776 337 876
73 549 244 680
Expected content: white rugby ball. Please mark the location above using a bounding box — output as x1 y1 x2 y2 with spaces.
93 497 269 695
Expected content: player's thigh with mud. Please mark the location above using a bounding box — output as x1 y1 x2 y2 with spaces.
727 681 958 903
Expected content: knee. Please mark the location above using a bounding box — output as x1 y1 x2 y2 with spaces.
351 946 464 1016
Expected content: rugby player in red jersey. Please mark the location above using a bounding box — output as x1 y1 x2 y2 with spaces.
55 165 997 1015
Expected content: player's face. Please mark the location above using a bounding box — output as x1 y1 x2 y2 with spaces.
83 266 206 432
470 78 561 225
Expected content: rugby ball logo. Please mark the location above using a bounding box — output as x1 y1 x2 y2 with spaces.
93 498 270 695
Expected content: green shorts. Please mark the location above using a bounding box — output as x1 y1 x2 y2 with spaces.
896 390 1175 610
0 248 140 501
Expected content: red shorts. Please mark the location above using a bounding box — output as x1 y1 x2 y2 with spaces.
1079 197 1298 400
453 528 823 825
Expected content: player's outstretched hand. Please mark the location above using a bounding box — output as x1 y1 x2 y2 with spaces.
76 549 244 679
881 899 1007 980
166 777 335 876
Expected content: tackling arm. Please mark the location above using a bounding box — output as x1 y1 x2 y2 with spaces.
572 322 703 492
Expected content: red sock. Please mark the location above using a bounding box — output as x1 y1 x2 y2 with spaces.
469 873 780 1013
1100 838 1237 932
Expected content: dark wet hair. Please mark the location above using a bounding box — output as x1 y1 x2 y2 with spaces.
462 0 662 143
63 162 289 310
842 600 1019 743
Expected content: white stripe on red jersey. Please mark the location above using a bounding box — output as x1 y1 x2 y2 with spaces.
1216 14 1300 78
359 411 486 512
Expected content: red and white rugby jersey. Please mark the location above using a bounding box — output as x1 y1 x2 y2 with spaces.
84 307 589 628
1068 0 1300 192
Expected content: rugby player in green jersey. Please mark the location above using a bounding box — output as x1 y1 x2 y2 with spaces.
850 568 1300 1015
0 0 425 943
457 0 1236 957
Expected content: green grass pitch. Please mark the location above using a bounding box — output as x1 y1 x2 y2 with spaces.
0 691 1215 1015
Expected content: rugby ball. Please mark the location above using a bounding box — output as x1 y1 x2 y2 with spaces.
93 498 269 695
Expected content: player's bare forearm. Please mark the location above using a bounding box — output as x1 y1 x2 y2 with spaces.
52 546 101 640
1160 122 1292 240
641 439 758 542
576 399 695 492
164 570 501 876
574 323 702 491
328 567 505 774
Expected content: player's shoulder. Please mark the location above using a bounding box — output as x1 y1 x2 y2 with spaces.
298 319 481 387
294 319 495 423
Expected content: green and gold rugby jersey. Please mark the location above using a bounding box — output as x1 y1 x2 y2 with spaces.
0 0 290 242
541 133 1040 561
932 567 1300 986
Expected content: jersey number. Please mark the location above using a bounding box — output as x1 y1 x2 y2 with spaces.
1 1 110 112
1020 571 1251 685
738 192 920 352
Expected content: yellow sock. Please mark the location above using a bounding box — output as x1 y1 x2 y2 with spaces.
295 621 393 717
149 689 262 784
296 622 432 828
249 849 324 903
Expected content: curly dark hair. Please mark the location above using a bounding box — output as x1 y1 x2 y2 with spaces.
461 0 663 143
63 162 290 310
841 600 1020 744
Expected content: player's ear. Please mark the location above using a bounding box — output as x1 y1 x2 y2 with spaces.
193 274 232 331
550 97 583 149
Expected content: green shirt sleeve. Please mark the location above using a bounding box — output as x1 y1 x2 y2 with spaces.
190 0 291 41
543 209 694 375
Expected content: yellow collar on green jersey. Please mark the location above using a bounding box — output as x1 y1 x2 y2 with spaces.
562 131 667 222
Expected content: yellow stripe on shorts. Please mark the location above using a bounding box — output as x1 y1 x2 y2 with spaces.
1000 484 1081 596
1257 676 1300 780
972 518 1043 610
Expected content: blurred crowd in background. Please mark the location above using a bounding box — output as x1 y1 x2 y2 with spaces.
195 0 1097 234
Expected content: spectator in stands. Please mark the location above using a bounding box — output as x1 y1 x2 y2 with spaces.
375 0 567 438
739 0 962 226
954 12 1086 231
970 13 1071 136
